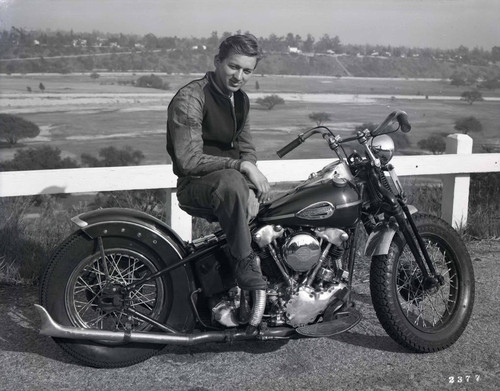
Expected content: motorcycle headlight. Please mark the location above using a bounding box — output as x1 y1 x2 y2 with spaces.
371 135 395 164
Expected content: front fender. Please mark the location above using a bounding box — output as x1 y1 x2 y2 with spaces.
364 204 418 257
364 226 398 257
71 207 188 258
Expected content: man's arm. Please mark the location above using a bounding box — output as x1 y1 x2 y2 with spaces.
237 115 257 164
167 89 241 176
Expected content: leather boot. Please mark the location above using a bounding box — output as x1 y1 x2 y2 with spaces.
234 252 267 290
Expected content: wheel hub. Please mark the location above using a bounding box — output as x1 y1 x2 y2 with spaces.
96 284 127 313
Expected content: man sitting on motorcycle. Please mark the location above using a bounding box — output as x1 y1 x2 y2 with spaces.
167 33 270 291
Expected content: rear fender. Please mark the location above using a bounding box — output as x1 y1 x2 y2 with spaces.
71 208 195 332
72 207 188 258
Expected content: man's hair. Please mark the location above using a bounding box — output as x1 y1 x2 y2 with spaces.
217 34 264 63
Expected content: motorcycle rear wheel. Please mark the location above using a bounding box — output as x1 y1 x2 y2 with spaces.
40 231 187 368
370 213 474 352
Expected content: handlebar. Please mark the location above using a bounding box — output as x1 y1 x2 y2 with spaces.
276 110 411 158
371 110 411 136
276 137 304 158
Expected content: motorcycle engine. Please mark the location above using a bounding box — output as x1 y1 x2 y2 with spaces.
282 232 321 272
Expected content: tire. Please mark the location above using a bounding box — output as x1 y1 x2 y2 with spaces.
370 213 475 352
40 231 192 368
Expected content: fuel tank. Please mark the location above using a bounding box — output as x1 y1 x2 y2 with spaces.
259 160 361 228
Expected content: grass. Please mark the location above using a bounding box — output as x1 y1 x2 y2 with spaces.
1 73 500 164
0 196 88 285
1 73 499 284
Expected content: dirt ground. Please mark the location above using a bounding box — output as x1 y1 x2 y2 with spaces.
0 239 499 391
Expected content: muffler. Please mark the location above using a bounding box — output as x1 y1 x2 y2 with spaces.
34 305 295 345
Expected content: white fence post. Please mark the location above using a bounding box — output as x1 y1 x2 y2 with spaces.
441 133 473 229
169 189 193 241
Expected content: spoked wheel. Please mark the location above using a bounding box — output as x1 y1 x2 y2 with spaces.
370 214 475 352
40 231 193 368
65 247 168 335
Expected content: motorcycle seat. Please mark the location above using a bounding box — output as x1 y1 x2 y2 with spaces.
178 204 218 223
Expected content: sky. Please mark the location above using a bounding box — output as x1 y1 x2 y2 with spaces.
1 0 499 49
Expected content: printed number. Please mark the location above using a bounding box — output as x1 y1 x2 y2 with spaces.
449 375 480 384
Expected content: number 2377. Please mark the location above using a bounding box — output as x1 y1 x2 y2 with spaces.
449 375 480 383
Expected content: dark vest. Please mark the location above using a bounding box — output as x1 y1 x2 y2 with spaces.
201 74 249 159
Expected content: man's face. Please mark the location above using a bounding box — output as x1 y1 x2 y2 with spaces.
214 53 257 96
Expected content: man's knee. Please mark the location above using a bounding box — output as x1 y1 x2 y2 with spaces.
213 169 249 203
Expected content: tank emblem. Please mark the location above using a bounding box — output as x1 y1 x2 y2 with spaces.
296 202 335 220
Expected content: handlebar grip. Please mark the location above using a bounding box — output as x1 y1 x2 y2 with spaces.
276 137 303 158
397 112 411 133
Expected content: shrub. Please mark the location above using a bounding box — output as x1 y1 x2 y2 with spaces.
0 146 79 171
256 94 285 110
454 116 482 134
81 146 144 167
0 114 41 146
460 90 483 104
0 196 85 284
135 73 169 90
417 135 446 154
309 112 332 126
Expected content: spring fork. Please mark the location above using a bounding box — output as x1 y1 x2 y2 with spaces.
401 204 443 285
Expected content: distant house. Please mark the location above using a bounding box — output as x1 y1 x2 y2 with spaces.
289 46 302 54
72 39 87 48
33 39 40 46
326 49 335 55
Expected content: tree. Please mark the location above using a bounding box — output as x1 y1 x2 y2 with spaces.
39 82 45 92
492 46 500 62
256 95 285 110
417 135 446 154
309 112 331 126
0 146 79 171
81 146 145 167
450 74 466 87
255 80 260 90
0 114 40 146
454 116 483 134
478 78 500 90
461 90 483 105
302 34 315 53
135 74 169 90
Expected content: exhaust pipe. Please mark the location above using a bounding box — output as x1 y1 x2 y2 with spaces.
35 305 295 345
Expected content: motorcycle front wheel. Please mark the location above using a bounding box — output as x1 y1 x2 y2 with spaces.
40 231 189 368
370 213 475 352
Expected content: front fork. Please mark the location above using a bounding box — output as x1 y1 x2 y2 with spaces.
371 171 444 290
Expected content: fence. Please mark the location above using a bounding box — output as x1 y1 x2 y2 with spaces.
1 134 499 240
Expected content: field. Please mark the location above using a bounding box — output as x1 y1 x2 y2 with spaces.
1 72 499 282
1 72 499 166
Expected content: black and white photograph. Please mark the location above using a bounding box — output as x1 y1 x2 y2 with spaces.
0 0 499 390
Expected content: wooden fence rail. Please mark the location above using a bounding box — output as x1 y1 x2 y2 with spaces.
1 134 499 240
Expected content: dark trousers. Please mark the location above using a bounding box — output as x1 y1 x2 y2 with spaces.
176 169 252 261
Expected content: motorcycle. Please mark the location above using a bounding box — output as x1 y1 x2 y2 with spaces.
36 110 475 368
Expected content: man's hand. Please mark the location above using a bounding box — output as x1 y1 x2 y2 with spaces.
247 190 259 221
240 161 270 203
